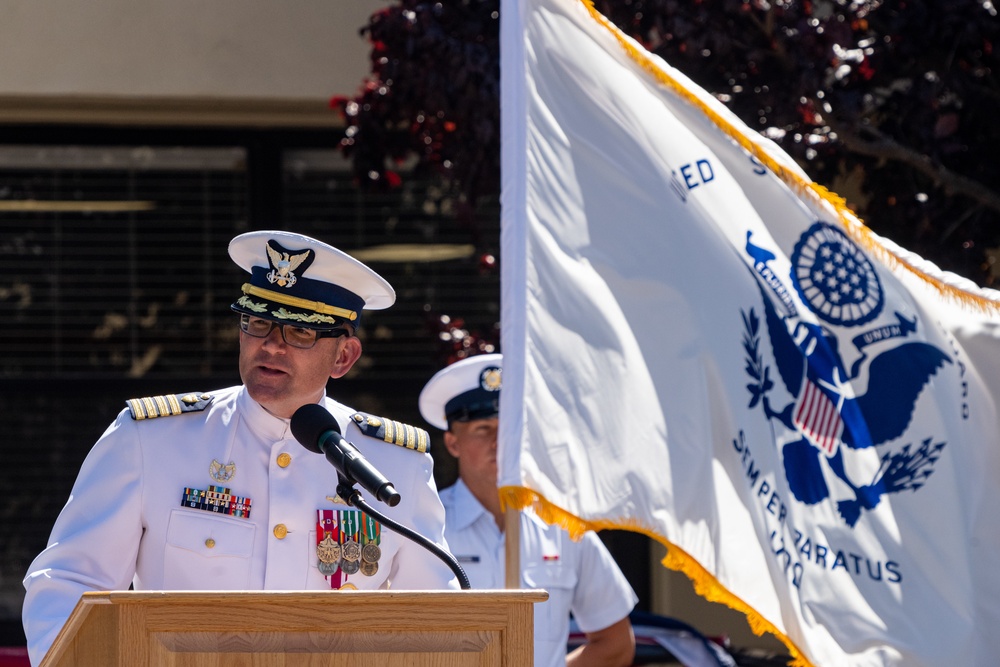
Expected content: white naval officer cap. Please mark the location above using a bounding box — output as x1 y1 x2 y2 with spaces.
229 230 395 330
418 353 503 431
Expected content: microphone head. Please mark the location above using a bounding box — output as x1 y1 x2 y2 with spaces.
290 403 342 454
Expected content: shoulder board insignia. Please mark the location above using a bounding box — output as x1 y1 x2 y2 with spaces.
127 392 215 421
351 412 430 453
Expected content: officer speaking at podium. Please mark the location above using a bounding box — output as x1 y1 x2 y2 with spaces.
22 230 458 666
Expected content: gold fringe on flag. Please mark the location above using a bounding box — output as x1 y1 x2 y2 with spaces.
499 485 813 666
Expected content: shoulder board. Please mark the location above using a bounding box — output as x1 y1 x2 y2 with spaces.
127 392 215 421
351 412 430 453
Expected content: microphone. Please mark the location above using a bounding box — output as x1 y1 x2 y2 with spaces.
291 403 401 507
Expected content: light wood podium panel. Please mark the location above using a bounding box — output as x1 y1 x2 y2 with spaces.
41 589 548 667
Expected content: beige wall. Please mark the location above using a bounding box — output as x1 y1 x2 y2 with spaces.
0 0 387 125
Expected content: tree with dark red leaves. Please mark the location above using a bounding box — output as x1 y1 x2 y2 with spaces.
332 0 1000 357
331 1 502 210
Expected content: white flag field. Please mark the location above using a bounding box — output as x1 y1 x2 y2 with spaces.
497 0 1000 665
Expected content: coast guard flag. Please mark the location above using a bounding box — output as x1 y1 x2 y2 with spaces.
497 0 1000 665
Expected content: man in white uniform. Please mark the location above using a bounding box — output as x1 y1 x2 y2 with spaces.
419 353 637 667
23 230 458 666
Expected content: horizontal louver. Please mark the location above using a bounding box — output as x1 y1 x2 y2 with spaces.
0 147 249 380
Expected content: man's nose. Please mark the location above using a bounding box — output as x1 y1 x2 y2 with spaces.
261 325 288 350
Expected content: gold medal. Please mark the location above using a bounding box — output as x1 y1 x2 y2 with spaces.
360 559 379 577
317 533 341 564
341 510 362 562
361 512 382 564
342 540 362 563
338 582 358 590
361 542 381 564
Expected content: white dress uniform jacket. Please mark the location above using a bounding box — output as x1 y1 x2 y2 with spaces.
23 385 458 665
440 480 637 667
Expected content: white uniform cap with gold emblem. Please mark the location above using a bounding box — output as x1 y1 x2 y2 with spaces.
229 230 395 330
418 353 503 431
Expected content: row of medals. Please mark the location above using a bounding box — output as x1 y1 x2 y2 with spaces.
317 533 381 576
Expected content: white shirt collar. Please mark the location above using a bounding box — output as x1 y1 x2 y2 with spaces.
236 385 298 441
448 478 495 532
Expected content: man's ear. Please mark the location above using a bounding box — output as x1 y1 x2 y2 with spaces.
443 430 462 459
329 336 362 379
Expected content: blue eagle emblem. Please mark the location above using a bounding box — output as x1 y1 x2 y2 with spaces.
743 223 949 527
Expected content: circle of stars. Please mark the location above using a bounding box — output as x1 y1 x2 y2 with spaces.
811 240 869 307
792 223 883 326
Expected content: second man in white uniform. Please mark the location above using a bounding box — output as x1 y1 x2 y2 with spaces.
420 353 638 667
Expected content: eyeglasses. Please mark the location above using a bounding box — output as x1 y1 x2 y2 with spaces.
239 314 351 349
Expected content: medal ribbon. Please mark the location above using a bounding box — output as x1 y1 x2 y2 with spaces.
342 510 359 541
316 509 342 589
316 509 337 540
338 509 357 585
364 512 380 545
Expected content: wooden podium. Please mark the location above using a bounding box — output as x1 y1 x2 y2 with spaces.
41 590 549 667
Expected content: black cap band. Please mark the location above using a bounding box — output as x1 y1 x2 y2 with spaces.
445 388 500 426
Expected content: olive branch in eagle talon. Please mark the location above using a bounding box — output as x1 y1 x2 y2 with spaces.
742 308 771 409
742 308 786 425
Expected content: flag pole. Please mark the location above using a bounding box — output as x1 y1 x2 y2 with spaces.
504 506 520 588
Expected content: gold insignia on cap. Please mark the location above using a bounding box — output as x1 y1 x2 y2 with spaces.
235 295 268 313
240 284 358 321
272 308 339 326
266 244 311 288
480 367 502 392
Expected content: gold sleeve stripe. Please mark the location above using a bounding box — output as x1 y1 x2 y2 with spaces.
127 393 211 420
351 412 429 454
128 398 147 420
153 395 169 416
389 421 428 454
